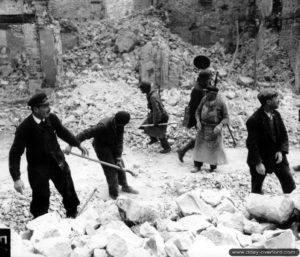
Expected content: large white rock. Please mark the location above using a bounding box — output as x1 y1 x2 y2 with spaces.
172 231 195 250
96 220 144 249
94 249 107 257
176 215 212 233
289 189 300 211
215 198 237 214
176 190 215 217
246 194 294 224
86 233 108 250
98 204 121 225
263 230 296 248
70 246 91 257
217 212 245 232
187 235 215 257
71 206 100 235
34 237 72 257
140 222 167 257
164 240 184 257
106 233 128 257
200 226 240 246
124 248 152 257
237 76 254 87
116 197 159 224
27 213 72 242
200 189 223 207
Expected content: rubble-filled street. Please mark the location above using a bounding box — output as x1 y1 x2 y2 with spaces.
1 3 300 257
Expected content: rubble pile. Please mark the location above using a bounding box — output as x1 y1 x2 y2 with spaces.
4 190 300 257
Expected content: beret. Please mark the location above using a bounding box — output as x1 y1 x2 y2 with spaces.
27 92 49 107
257 89 278 104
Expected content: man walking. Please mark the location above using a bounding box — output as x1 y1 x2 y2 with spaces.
9 92 88 218
66 111 138 200
246 89 296 194
139 81 171 153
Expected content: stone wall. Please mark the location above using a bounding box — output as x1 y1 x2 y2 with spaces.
280 0 300 92
158 0 249 49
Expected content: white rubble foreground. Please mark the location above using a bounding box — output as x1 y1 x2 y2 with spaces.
3 189 300 257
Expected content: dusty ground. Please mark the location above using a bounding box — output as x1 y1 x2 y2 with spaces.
1 79 300 214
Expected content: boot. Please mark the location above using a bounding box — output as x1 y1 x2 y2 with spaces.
159 137 171 154
177 139 195 162
191 161 202 173
148 136 158 145
122 186 139 194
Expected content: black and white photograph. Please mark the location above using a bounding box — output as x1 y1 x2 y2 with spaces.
1 0 300 256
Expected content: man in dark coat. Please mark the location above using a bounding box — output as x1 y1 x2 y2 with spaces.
66 111 138 200
9 92 88 218
177 70 211 162
139 81 171 153
246 89 296 194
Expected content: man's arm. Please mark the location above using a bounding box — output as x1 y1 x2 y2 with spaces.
51 113 80 147
150 95 162 125
246 117 263 165
76 123 105 143
113 127 124 159
277 113 289 154
9 127 27 181
219 99 229 126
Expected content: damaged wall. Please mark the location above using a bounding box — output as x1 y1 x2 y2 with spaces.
157 0 250 49
280 0 300 92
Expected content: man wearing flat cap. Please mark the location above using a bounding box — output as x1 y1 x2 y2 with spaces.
192 85 229 172
65 111 138 200
246 89 296 194
9 92 88 218
139 81 171 153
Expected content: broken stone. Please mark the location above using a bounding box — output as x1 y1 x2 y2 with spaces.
263 230 296 249
176 190 215 217
70 246 91 257
200 226 240 246
34 237 72 257
164 240 184 257
246 194 294 224
215 198 237 214
106 233 128 257
175 215 212 233
200 189 223 207
94 249 108 257
86 233 107 250
115 30 139 53
237 76 254 87
171 231 195 250
124 248 152 257
187 235 215 257
116 196 159 224
217 212 245 232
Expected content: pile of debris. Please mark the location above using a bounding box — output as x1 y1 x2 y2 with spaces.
3 189 300 257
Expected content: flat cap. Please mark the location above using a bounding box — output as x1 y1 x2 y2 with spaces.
257 89 278 105
27 92 49 107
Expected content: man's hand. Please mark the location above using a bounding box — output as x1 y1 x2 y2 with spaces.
116 158 124 169
14 179 25 194
275 151 283 164
256 163 266 175
213 124 222 134
78 144 89 157
196 121 202 131
64 145 72 155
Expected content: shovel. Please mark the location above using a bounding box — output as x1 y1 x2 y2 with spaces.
77 187 98 217
139 122 180 128
65 151 137 177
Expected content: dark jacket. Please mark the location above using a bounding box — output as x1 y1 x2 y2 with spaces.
246 107 289 172
147 90 168 125
76 117 124 159
187 82 206 128
9 113 80 181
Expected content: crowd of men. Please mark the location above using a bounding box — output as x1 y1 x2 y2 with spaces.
8 55 299 220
